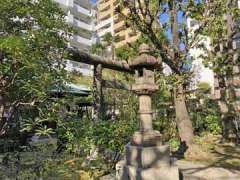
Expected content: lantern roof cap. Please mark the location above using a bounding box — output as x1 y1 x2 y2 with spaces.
129 44 162 69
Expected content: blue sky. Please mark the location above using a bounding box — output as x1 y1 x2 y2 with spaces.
91 0 97 3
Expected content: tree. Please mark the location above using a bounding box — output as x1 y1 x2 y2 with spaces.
116 0 186 148
0 0 71 136
116 0 229 149
198 0 240 141
115 34 150 60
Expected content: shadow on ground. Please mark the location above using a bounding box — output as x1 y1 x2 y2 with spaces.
177 144 240 180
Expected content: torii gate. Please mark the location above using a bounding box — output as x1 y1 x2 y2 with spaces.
68 44 179 180
68 47 134 120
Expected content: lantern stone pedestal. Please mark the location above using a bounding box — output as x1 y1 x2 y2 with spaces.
116 44 179 180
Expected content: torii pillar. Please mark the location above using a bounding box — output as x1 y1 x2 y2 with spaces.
117 44 179 180
93 64 104 121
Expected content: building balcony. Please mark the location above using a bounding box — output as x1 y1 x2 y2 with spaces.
65 59 93 76
114 16 122 24
74 0 91 10
114 32 139 48
113 0 119 6
75 28 93 40
114 23 126 34
73 4 92 17
96 18 113 30
97 28 113 37
98 11 112 22
98 0 111 6
114 20 125 30
98 1 111 12
55 0 72 7
72 35 92 46
73 19 93 31
114 34 125 43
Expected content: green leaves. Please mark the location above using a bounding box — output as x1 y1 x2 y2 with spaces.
91 43 106 56
35 126 54 137
0 0 71 136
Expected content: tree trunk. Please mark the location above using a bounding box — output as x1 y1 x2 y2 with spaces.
93 64 104 121
0 94 6 135
0 95 4 121
170 1 194 147
174 82 194 148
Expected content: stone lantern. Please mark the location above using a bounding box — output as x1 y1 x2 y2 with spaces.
117 44 178 180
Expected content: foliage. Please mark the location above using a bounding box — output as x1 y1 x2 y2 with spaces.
72 72 93 86
102 32 114 46
116 0 213 145
116 0 240 146
169 138 181 151
91 43 106 56
197 0 240 74
115 35 151 60
0 93 138 179
58 96 138 154
153 73 221 143
153 74 177 140
55 112 138 176
0 138 58 179
197 82 212 95
198 1 240 142
117 0 212 74
189 98 221 135
0 0 71 136
91 33 114 57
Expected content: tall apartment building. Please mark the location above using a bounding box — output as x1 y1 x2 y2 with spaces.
54 0 96 76
96 0 139 48
55 0 96 50
96 0 114 39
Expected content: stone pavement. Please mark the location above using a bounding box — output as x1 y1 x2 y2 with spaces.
177 160 240 180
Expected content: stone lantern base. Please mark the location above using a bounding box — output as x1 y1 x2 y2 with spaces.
116 130 179 180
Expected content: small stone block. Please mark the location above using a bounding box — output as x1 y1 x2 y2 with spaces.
125 144 170 168
120 165 179 180
131 131 162 146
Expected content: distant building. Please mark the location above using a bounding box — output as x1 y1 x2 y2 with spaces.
96 0 114 39
55 0 96 49
187 18 215 94
96 0 139 48
54 0 96 76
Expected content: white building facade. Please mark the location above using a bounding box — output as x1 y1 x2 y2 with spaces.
187 18 215 94
55 0 96 50
54 0 96 76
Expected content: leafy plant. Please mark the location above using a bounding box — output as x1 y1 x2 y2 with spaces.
0 0 71 137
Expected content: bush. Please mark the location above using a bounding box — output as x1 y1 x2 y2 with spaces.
189 98 221 135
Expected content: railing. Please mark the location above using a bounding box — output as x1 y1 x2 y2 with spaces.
73 35 92 46
98 28 112 37
73 19 93 31
73 4 91 16
96 18 113 30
